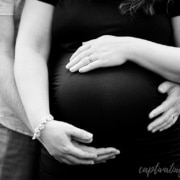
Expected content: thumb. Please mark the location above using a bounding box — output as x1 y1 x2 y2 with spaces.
158 81 174 93
70 125 93 143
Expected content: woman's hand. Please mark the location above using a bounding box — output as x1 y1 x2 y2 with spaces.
66 35 134 73
40 120 120 165
148 81 180 133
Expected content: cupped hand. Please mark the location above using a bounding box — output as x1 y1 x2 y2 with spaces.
148 81 180 133
39 120 120 165
73 141 120 164
66 35 134 73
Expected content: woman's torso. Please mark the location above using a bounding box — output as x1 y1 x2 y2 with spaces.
48 0 180 166
49 0 172 125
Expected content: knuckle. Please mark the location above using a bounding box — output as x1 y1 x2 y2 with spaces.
76 48 82 54
62 146 70 154
49 150 59 158
99 35 106 39
90 46 98 52
49 151 55 157
79 45 84 51
89 48 94 53
82 59 88 65
166 118 172 123
159 117 168 123
78 53 85 59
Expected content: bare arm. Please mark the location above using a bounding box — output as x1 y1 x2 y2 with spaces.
146 16 180 132
66 15 180 133
0 14 32 132
129 17 180 83
67 17 180 83
15 0 52 130
15 0 119 165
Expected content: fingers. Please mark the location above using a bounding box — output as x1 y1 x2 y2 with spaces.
148 81 180 132
54 142 120 165
67 39 102 73
70 43 91 61
78 146 120 156
66 50 92 70
55 154 95 165
69 125 93 143
159 115 178 132
63 144 97 160
95 153 116 163
43 121 119 166
156 111 178 132
94 148 120 163
72 142 120 164
95 147 120 155
55 149 118 165
158 81 175 93
72 141 120 155
149 95 175 119
148 108 178 133
68 57 92 73
67 50 102 73
79 60 102 73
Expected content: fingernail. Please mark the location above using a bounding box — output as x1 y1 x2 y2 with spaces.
70 68 75 72
149 112 154 119
115 150 120 154
66 64 70 69
159 86 166 93
147 125 152 131
89 161 94 165
79 68 85 73
111 156 116 159
86 132 93 138
152 129 156 133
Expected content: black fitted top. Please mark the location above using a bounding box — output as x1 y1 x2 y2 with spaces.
40 0 180 17
39 0 180 17
37 0 180 117
38 0 180 52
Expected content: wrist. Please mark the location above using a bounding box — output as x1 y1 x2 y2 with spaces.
27 109 51 130
32 114 54 140
128 37 149 64
124 37 144 62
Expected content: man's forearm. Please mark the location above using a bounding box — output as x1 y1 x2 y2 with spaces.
0 15 32 134
0 53 33 133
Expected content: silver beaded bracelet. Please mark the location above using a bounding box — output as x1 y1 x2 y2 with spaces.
32 114 54 140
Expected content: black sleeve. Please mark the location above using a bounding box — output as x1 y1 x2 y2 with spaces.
38 0 57 6
168 0 180 17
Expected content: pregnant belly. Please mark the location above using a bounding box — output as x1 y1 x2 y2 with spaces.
49 53 166 144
